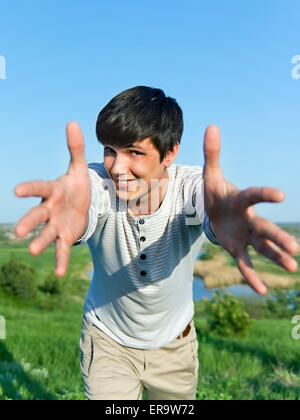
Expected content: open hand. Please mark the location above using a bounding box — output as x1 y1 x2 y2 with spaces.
14 122 91 277
203 125 299 294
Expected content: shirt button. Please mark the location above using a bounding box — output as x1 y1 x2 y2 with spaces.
140 254 147 260
139 219 145 225
140 270 147 276
140 236 146 242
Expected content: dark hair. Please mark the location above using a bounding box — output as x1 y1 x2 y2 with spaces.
96 86 183 162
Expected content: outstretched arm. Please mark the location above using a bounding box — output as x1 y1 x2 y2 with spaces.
14 122 91 277
203 125 299 295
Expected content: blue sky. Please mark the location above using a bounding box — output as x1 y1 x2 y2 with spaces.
0 0 299 223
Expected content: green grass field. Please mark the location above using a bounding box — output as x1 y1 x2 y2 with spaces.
0 230 300 400
0 301 85 400
0 239 91 400
194 316 300 400
0 241 91 280
1 299 299 400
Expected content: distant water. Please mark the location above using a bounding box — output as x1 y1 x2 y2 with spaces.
193 252 264 301
193 276 262 301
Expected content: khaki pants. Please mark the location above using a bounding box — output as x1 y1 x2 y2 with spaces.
79 318 199 400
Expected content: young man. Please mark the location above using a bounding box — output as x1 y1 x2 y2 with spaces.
15 86 299 400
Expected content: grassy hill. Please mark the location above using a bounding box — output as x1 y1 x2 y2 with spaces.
1 297 300 400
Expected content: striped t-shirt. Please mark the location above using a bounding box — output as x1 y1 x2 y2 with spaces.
77 162 217 349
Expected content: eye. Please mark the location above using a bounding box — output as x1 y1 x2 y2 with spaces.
130 150 143 156
104 147 115 154
104 146 143 156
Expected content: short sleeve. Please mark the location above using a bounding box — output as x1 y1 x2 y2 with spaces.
203 212 219 245
181 165 219 244
74 164 110 245
181 165 204 226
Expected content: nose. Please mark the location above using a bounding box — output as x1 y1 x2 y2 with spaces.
110 153 129 178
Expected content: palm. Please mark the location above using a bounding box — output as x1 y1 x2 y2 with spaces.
44 172 90 243
15 122 90 276
203 125 299 294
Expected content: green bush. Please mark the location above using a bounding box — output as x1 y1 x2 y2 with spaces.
35 293 64 311
204 291 253 337
0 254 37 299
39 273 63 295
266 285 300 319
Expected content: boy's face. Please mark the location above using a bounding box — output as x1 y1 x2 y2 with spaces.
103 138 178 211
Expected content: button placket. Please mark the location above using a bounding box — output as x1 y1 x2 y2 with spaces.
137 218 148 278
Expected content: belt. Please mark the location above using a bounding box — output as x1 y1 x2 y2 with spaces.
177 322 192 339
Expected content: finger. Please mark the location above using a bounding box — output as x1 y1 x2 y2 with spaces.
66 122 87 172
236 249 268 295
239 186 285 208
15 205 49 238
203 125 224 180
29 224 57 256
14 180 53 198
249 215 299 255
55 238 70 277
250 236 298 272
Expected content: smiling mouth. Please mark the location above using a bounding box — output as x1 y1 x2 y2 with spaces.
115 179 138 189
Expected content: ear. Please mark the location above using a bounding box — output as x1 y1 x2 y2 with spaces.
163 142 179 168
